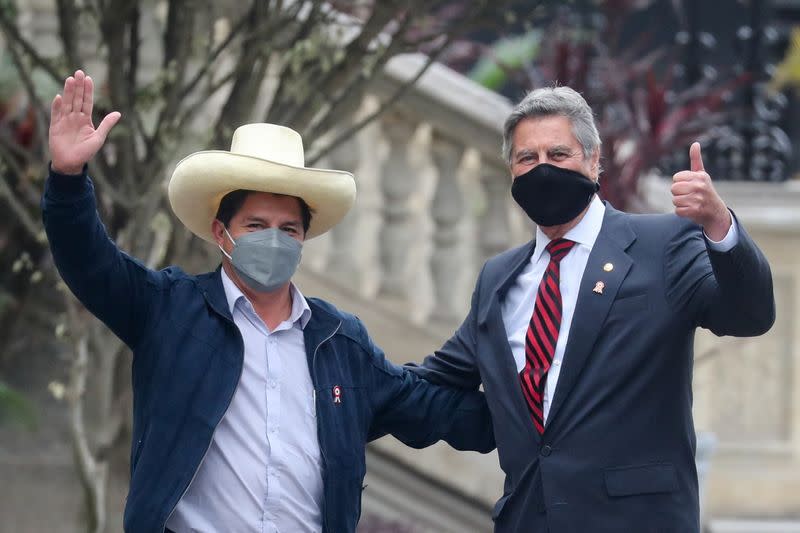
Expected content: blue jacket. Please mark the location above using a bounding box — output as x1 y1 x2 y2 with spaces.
42 169 495 533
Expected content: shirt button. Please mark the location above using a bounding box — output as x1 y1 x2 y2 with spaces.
540 444 552 457
269 380 277 389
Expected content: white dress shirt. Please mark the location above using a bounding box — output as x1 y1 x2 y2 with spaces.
166 269 323 533
502 196 739 424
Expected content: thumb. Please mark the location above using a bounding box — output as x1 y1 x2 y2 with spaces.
96 111 121 142
689 141 705 172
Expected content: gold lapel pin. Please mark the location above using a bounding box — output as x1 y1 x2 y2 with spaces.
603 263 614 272
593 281 605 294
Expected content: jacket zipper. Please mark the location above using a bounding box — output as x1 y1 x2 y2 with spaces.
161 314 245 531
310 320 341 533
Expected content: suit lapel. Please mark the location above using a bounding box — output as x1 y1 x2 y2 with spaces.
546 206 636 427
478 241 542 442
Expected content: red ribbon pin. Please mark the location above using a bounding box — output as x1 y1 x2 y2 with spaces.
332 385 342 404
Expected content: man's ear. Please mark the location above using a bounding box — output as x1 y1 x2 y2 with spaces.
211 219 227 249
591 149 601 180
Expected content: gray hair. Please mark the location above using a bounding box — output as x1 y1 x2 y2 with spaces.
502 86 601 165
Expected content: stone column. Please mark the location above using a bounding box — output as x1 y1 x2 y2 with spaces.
428 132 465 323
378 114 419 298
479 163 513 266
325 135 363 290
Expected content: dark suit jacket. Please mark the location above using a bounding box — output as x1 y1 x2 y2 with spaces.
411 204 774 533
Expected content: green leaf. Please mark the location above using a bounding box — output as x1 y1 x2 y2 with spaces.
0 382 37 431
468 31 542 90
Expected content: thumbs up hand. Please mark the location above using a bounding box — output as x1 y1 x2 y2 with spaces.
671 142 732 241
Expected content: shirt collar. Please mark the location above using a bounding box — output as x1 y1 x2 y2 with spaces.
531 194 606 264
220 267 312 330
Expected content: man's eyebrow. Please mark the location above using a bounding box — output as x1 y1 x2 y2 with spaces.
242 216 269 224
549 145 575 153
515 148 535 158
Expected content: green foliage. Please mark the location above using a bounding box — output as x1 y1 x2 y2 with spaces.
468 31 541 90
0 381 36 430
770 27 800 93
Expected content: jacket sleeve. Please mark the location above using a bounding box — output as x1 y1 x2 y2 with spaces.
404 264 486 390
665 213 775 337
361 324 495 453
41 166 162 349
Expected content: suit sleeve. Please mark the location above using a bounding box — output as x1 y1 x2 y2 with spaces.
42 167 162 349
361 322 495 453
664 214 775 337
404 264 486 390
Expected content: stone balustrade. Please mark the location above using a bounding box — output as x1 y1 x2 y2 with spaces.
304 54 532 329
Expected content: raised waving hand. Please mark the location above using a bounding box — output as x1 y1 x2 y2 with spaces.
49 69 120 175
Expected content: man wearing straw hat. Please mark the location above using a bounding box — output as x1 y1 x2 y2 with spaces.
43 70 494 533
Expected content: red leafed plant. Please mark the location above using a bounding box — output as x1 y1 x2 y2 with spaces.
468 2 748 210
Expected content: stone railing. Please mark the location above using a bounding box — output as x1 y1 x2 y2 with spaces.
303 54 532 330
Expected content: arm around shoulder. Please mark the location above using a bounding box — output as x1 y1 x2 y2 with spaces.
405 264 487 390
359 321 495 453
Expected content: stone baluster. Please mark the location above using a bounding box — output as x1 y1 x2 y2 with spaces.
378 114 419 298
479 163 513 266
428 133 466 323
325 135 363 290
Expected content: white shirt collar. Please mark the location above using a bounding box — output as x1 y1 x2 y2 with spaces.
531 195 606 264
220 267 312 330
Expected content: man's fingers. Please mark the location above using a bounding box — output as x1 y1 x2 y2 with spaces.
673 171 691 183
63 76 75 113
73 70 85 114
96 111 121 141
50 94 62 125
84 76 95 119
689 141 705 173
671 181 696 197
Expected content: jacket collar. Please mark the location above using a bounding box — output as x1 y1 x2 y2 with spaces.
197 267 339 342
197 266 233 321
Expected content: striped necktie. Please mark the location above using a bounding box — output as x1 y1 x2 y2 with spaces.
519 238 576 434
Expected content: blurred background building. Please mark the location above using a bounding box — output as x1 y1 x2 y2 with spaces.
1 1 798 532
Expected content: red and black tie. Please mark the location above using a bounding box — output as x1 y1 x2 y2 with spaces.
519 238 576 434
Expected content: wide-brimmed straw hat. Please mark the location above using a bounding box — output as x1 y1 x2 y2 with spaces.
168 123 356 242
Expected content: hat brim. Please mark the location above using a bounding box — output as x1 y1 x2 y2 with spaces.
168 150 356 242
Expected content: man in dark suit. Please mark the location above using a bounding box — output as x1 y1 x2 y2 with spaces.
410 86 775 532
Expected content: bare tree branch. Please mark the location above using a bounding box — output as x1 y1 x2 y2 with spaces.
64 301 109 533
302 7 416 142
210 1 275 148
308 36 452 164
175 9 251 102
0 166 42 243
280 0 408 131
56 0 83 69
0 37 50 158
98 0 140 192
0 8 62 82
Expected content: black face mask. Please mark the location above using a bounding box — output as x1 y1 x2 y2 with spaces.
511 163 600 227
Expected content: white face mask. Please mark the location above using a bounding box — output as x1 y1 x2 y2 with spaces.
220 227 302 292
